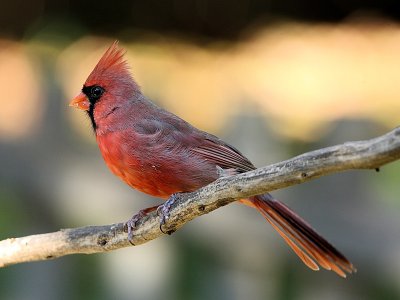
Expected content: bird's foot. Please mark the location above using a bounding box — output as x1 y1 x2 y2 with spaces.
125 205 159 244
157 193 181 234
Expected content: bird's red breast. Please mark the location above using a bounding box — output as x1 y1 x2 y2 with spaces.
96 130 173 198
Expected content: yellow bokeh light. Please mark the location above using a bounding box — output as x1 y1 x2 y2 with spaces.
0 40 43 140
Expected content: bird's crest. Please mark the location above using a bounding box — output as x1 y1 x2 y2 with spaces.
85 40 131 85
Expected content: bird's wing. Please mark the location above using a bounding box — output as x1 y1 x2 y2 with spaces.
192 136 256 173
134 108 256 173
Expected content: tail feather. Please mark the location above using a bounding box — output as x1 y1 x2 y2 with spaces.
241 194 356 278
258 206 320 271
264 203 347 277
267 199 354 274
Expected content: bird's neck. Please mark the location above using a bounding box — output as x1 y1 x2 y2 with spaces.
93 104 126 136
94 94 151 136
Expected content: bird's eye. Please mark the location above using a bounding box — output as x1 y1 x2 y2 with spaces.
90 86 104 100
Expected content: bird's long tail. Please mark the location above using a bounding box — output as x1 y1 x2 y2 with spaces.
240 194 356 277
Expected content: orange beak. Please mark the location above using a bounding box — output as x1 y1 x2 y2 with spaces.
69 92 90 111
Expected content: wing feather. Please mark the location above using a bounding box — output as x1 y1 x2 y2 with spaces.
193 138 255 173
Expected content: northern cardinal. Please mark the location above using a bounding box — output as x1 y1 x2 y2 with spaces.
70 41 355 277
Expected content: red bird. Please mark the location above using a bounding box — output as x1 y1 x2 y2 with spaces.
70 41 355 277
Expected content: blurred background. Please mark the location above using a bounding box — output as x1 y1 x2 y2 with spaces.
1 1 400 299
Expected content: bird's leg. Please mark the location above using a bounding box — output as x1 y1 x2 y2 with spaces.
157 193 182 234
125 205 160 244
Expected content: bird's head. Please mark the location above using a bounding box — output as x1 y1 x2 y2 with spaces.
69 41 140 130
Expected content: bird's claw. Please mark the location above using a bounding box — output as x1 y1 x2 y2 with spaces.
157 193 180 234
125 210 147 244
125 205 160 244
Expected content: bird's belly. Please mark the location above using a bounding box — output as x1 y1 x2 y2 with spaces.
97 133 216 199
102 151 179 198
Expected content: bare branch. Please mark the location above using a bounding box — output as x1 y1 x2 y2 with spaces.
1 127 400 268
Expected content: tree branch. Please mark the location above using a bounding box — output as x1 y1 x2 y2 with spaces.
1 127 400 268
